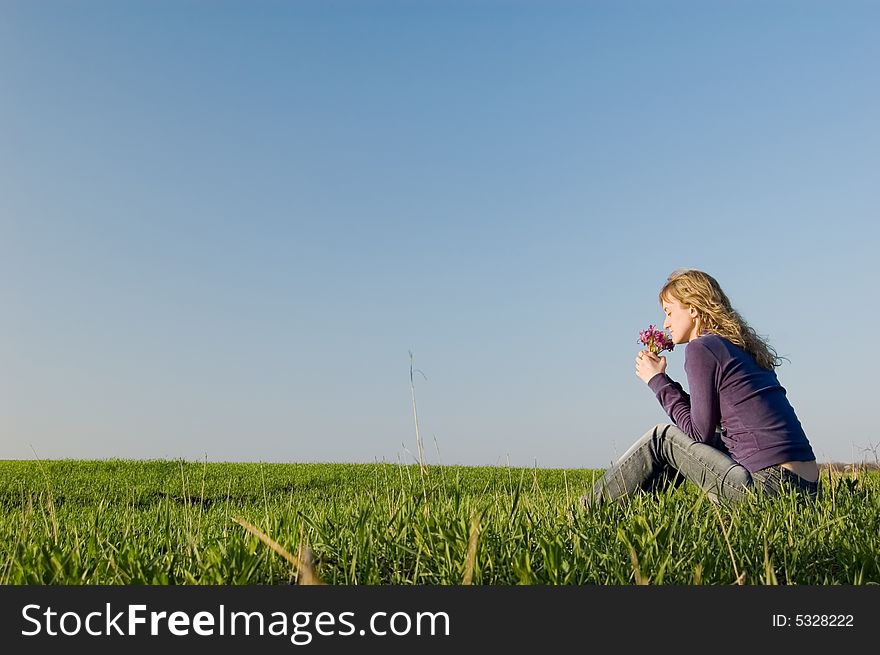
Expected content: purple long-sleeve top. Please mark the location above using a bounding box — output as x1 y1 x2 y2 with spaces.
646 333 815 473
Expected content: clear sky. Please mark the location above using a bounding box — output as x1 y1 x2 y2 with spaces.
2 0 878 468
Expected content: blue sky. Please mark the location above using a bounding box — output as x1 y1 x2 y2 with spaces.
2 0 878 468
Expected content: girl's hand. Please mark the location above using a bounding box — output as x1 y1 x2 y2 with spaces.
635 350 667 384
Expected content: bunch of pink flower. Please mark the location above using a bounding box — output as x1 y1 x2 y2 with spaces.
638 324 674 355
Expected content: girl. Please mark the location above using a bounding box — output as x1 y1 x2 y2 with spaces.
581 268 819 508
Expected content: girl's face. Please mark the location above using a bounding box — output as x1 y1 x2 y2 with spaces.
661 295 701 344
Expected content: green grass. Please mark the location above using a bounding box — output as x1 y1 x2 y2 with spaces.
1 459 877 585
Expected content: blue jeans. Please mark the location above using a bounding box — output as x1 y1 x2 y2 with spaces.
582 423 819 507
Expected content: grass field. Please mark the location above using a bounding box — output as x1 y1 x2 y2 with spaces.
1 459 878 585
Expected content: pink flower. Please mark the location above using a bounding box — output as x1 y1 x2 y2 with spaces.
638 324 674 355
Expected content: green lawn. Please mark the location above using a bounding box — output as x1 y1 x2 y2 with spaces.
1 459 877 584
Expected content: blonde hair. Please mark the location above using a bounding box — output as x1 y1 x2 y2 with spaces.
659 268 782 370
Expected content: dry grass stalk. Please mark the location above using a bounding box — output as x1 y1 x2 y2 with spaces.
232 516 324 585
409 350 428 478
462 512 481 585
30 446 59 542
692 563 703 585
629 547 649 585
763 539 779 585
710 502 744 585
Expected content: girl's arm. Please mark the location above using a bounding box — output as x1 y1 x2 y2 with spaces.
647 341 721 442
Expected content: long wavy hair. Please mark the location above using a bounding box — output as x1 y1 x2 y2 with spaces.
659 268 782 370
